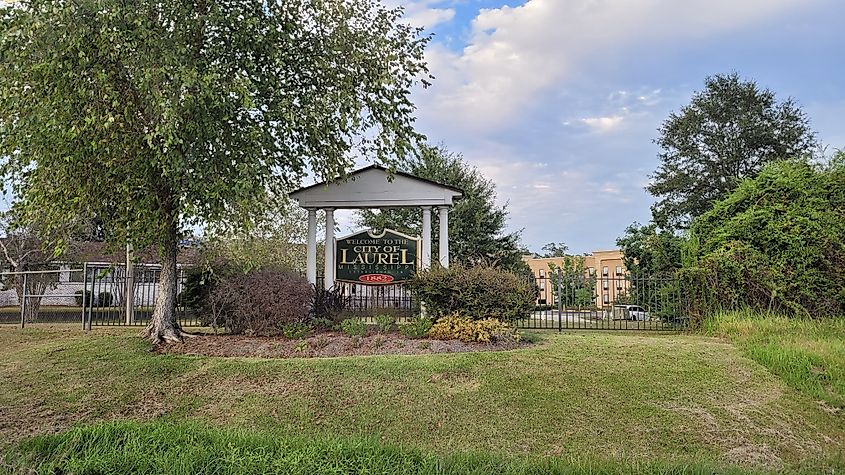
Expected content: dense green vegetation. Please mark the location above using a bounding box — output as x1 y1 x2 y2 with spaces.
1 325 844 474
703 311 845 409
685 159 845 317
1 421 768 475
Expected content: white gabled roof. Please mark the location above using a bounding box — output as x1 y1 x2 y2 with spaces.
289 165 463 209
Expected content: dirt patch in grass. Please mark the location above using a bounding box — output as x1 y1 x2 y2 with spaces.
156 332 528 359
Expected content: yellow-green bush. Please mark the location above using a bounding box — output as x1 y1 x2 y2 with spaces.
427 314 520 343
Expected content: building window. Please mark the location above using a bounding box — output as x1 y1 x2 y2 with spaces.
602 266 609 276
539 281 545 291
615 265 623 275
603 293 609 304
588 267 595 275
616 282 623 290
603 280 609 289
539 269 545 277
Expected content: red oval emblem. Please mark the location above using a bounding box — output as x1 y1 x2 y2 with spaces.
359 274 394 284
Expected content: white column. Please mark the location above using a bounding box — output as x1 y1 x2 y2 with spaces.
438 206 449 268
306 208 317 285
421 206 432 270
324 208 335 290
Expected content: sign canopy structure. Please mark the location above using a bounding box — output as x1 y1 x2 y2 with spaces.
289 165 463 289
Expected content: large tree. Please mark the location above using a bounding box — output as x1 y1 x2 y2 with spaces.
0 0 430 342
358 144 528 273
648 73 817 230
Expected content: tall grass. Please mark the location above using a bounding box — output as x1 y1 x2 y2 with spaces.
703 310 845 408
0 421 764 475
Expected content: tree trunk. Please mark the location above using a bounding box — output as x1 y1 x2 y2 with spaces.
142 226 189 344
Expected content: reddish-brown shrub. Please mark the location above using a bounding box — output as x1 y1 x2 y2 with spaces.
213 270 314 335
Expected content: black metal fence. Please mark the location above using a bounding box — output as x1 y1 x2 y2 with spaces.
520 271 689 331
0 264 200 328
2 265 688 332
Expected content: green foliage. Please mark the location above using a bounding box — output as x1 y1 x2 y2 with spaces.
408 264 537 322
685 158 845 317
397 316 433 339
282 323 311 340
374 314 396 333
340 318 367 338
616 222 684 276
357 144 529 274
0 0 430 336
547 257 596 308
649 73 817 230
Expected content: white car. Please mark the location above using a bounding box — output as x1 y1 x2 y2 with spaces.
612 305 651 321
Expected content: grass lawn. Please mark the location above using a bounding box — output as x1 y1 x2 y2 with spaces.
1 324 844 473
703 311 845 410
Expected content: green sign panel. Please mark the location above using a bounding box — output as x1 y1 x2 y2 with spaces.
336 229 419 284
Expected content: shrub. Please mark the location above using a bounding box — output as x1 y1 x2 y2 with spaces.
398 316 433 339
74 290 91 306
282 323 311 340
213 270 314 336
408 264 536 322
340 318 367 337
374 314 396 333
311 286 351 324
427 314 520 343
96 291 113 307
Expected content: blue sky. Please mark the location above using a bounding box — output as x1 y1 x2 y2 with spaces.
336 0 845 255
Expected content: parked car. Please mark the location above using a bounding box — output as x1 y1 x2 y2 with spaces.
611 305 650 321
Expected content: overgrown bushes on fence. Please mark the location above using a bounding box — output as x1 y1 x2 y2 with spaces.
407 264 536 322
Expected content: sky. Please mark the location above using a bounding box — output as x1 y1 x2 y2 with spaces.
333 0 845 255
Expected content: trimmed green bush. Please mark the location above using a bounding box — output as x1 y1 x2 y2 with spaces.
398 316 433 339
408 264 536 322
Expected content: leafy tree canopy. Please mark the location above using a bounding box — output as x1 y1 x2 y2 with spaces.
685 155 845 316
649 73 817 230
0 0 430 342
357 144 528 274
616 222 684 276
539 242 568 258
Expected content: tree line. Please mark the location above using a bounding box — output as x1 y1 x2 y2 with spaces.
618 73 844 319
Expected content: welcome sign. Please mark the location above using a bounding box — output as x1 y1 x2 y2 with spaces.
335 229 419 284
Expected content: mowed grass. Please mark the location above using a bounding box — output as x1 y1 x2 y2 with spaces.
703 311 845 410
1 325 844 474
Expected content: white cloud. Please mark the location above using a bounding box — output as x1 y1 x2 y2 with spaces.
420 0 814 131
388 1 456 29
580 115 624 133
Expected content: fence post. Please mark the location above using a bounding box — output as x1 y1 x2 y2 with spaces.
20 273 28 329
81 263 88 330
86 266 95 330
556 268 563 332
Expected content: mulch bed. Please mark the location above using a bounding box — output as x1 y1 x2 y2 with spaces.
156 331 529 358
